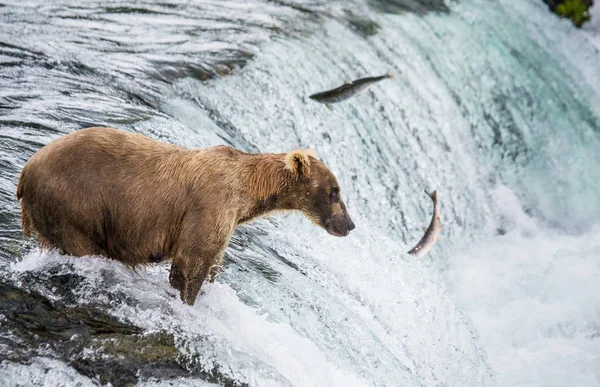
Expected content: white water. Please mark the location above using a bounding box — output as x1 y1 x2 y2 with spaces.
0 357 217 386
1 0 600 386
448 186 600 387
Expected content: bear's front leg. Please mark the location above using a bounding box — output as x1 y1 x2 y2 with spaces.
209 264 224 283
170 240 232 305
169 249 222 306
168 211 235 305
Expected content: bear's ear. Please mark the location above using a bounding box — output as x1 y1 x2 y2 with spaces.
305 148 317 158
284 149 315 178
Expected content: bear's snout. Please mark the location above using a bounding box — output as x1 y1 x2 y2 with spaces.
326 213 355 237
348 219 356 231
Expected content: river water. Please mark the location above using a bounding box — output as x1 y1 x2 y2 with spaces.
0 0 599 386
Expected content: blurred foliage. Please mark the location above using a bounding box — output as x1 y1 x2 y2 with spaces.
543 0 593 27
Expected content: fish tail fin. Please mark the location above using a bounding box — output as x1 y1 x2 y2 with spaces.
385 71 394 79
425 190 437 202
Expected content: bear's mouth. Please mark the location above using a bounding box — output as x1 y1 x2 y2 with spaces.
325 223 349 237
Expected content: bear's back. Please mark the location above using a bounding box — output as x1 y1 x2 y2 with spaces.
18 128 202 264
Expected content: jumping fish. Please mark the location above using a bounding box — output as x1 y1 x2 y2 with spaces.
309 72 393 109
408 190 441 257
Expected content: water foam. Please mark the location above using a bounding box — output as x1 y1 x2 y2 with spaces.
447 186 600 386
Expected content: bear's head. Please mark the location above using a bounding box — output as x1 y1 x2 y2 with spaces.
283 149 355 237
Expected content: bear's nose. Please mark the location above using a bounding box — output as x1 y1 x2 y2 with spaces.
348 219 356 232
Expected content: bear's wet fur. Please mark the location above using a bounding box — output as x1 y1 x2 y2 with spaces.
17 127 355 305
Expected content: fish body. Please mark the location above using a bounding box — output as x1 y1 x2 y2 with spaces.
408 190 441 257
309 72 393 104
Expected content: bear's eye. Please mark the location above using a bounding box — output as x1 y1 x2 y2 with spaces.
329 187 339 202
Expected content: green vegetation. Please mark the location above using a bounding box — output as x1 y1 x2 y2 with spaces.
545 0 593 27
557 0 592 27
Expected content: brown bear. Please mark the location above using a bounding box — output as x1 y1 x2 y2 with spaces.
16 127 355 305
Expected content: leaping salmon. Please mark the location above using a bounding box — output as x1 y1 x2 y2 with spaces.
309 72 393 109
408 190 441 257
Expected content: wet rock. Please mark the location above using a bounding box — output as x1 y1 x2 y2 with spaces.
266 0 310 13
344 11 381 37
368 0 451 15
0 282 247 386
70 332 183 386
150 53 255 84
15 265 140 309
0 280 143 343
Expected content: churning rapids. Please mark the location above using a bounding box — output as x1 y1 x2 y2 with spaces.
1 0 600 386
